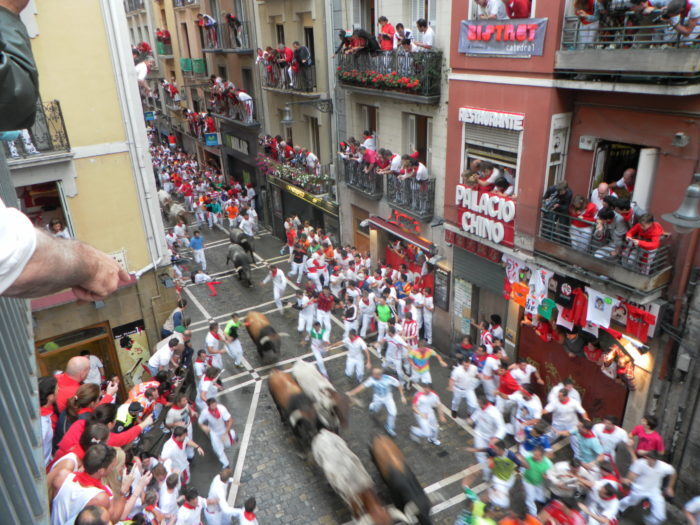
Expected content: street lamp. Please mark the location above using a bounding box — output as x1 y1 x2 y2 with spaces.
662 173 700 233
280 104 294 127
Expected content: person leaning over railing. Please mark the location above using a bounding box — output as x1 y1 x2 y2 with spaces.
630 0 700 43
622 213 664 273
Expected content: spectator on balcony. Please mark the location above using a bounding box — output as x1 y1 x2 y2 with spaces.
225 13 243 47
590 182 617 211
502 0 532 18
197 13 218 48
359 145 378 174
473 0 508 19
135 57 154 96
378 16 397 51
569 195 597 252
399 37 421 54
624 213 664 272
394 23 414 47
361 130 376 150
493 178 514 197
475 162 501 192
592 207 625 259
48 218 71 240
635 0 700 42
414 19 435 51
542 181 573 238
377 149 403 176
615 167 636 196
292 41 313 91
279 141 294 163
276 43 294 87
304 148 320 176
4 128 38 158
235 89 253 123
574 0 600 46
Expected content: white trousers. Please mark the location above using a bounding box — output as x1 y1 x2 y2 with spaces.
369 395 397 431
423 313 433 344
451 386 478 416
411 369 432 385
359 313 374 338
377 321 388 342
385 357 405 385
343 319 358 339
273 286 285 312
474 434 491 478
210 429 236 469
411 412 438 441
289 262 305 283
490 475 515 508
619 488 666 525
298 314 314 334
225 339 243 366
345 356 364 382
308 272 322 292
193 248 207 270
523 480 548 516
316 310 332 334
481 378 497 402
312 347 328 377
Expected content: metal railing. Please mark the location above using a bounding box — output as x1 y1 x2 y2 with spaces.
257 61 317 92
336 50 442 98
173 0 199 7
4 100 70 160
561 14 690 50
204 88 257 125
386 174 435 219
125 0 145 13
156 41 173 56
539 208 670 276
260 157 333 196
163 90 181 108
202 18 252 50
180 58 207 78
342 158 383 199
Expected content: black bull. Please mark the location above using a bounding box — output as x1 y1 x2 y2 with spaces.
225 244 253 287
370 435 433 525
245 311 280 358
229 228 255 260
268 370 320 445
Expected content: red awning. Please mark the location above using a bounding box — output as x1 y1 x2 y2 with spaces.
368 216 435 254
30 274 137 312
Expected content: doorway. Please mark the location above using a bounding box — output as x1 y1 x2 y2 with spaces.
406 114 430 166
359 104 377 140
352 205 370 252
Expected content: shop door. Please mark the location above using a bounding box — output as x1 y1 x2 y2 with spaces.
474 287 508 331
352 205 370 252
36 323 128 400
518 327 628 421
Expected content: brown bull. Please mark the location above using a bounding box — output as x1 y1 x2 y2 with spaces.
268 369 320 446
245 311 280 359
371 435 433 525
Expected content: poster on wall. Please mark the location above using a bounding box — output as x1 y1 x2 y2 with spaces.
434 267 451 311
458 18 549 56
112 320 151 390
453 278 473 336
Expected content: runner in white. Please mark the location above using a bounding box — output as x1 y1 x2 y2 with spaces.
205 321 226 369
409 388 446 446
468 396 506 480
343 328 371 383
358 289 376 338
310 321 331 378
347 367 406 437
198 399 236 469
618 453 676 525
592 415 628 458
383 325 409 386
448 359 480 418
261 265 288 314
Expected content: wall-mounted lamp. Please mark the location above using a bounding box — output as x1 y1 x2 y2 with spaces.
661 173 700 234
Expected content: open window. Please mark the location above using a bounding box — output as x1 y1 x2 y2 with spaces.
462 122 520 197
16 181 74 238
468 0 536 20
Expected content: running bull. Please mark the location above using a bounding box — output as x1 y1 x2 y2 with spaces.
229 227 255 260
291 360 349 433
225 243 253 287
268 369 320 446
244 311 280 360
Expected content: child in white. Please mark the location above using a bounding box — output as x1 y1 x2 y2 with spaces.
449 360 480 417
198 399 236 469
343 329 370 382
348 368 406 437
310 322 331 378
261 266 288 313
410 389 445 446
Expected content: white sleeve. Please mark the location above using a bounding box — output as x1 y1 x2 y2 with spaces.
221 406 231 422
0 203 38 294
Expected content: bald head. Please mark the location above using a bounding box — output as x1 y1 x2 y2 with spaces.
596 182 610 197
65 356 90 382
75 505 110 525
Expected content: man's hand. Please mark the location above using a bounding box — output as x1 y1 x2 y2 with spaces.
140 414 154 428
105 380 119 397
72 244 131 301
0 0 31 15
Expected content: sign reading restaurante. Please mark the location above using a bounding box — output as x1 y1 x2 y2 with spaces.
458 18 548 56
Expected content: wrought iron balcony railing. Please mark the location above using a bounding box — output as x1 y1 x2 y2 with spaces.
386 174 435 221
259 156 334 197
202 18 252 51
156 41 173 56
180 58 207 78
125 0 145 13
173 0 199 7
342 158 383 200
538 208 671 277
337 50 442 100
258 61 317 93
4 100 71 162
204 88 258 126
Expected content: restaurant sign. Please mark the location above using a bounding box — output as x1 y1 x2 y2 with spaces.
455 185 516 246
458 18 548 56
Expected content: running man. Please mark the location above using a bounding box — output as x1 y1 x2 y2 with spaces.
407 342 448 389
310 321 331 378
347 367 406 437
410 388 446 446
223 313 244 368
343 328 371 383
261 265 288 314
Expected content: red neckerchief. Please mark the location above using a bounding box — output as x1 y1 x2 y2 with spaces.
362 298 369 304
581 430 595 439
600 493 617 501
73 472 112 495
602 474 619 483
145 504 156 512
40 406 54 417
350 335 359 342
244 511 256 520
209 331 221 340
77 407 93 415
195 358 205 363
603 427 616 434
174 438 186 450
183 501 197 509
560 398 570 404
271 268 278 276
209 406 221 419
483 402 493 409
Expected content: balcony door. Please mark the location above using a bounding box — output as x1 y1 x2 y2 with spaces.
360 104 377 140
409 0 436 29
405 113 430 167
352 0 375 33
180 22 192 58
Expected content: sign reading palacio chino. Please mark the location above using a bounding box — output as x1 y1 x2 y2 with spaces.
458 18 548 56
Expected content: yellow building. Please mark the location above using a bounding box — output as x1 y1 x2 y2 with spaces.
8 0 176 395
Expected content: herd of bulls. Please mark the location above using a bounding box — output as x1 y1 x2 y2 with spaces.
268 360 434 525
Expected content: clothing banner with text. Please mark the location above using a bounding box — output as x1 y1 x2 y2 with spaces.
458 18 548 56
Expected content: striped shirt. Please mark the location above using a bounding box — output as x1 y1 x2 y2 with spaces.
402 319 418 344
408 347 436 374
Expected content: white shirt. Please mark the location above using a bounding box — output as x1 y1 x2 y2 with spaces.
414 390 439 415
592 423 628 456
481 355 500 379
263 270 287 290
389 154 403 173
0 201 37 294
415 162 429 181
197 377 219 411
473 0 507 19
544 398 585 431
547 383 582 405
173 223 188 238
511 364 536 386
135 61 149 81
451 364 480 391
415 26 435 49
159 485 180 516
207 474 235 515
161 438 190 480
590 188 617 211
198 405 231 435
84 355 104 385
473 404 506 440
175 496 207 525
489 324 505 342
423 295 434 315
512 392 543 422
343 335 368 360
148 345 173 370
385 334 407 361
239 217 255 236
41 412 53 466
584 481 620 523
361 136 376 150
628 458 675 494
684 496 700 524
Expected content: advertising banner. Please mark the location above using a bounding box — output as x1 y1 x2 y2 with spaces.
459 18 548 56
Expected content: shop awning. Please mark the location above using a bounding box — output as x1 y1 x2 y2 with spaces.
368 216 435 254
30 274 137 312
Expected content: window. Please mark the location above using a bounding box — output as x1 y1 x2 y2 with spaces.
543 113 572 193
359 104 377 140
462 121 521 196
15 181 74 238
468 0 534 20
308 117 321 160
352 0 375 32
276 24 285 46
409 0 437 29
241 68 253 94
218 65 227 80
405 113 431 167
180 22 191 58
304 27 316 62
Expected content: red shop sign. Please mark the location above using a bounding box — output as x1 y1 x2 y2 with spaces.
455 184 516 247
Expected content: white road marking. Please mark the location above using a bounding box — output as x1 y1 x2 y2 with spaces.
227 379 263 506
184 287 212 321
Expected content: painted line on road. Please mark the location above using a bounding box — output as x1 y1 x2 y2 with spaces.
228 379 263 506
187 295 297 331
184 287 212 322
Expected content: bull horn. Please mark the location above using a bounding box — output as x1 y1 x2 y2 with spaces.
403 501 419 523
387 506 412 524
234 266 242 272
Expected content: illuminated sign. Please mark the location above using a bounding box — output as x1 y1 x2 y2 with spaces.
144 111 155 122
459 107 524 131
458 18 548 57
268 175 339 217
204 132 221 147
455 185 516 246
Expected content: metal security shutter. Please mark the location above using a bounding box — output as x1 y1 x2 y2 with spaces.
0 151 49 525
464 123 520 153
453 247 505 296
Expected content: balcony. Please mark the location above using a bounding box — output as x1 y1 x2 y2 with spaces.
5 100 71 166
202 19 252 53
258 156 335 198
342 158 383 200
173 0 199 7
204 89 258 127
556 16 700 84
386 174 435 222
180 58 207 79
156 41 173 57
124 0 145 13
258 62 318 94
337 50 442 104
535 209 672 293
